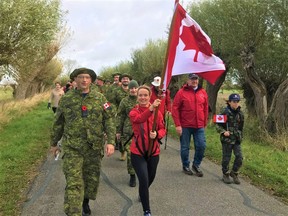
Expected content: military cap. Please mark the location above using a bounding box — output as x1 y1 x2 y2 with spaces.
105 80 111 84
96 76 105 81
228 93 241 101
120 73 132 81
188 73 199 79
128 80 139 89
70 68 97 82
112 72 121 77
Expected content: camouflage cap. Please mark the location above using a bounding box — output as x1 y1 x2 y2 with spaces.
120 73 132 81
70 68 97 82
112 72 121 77
96 76 105 81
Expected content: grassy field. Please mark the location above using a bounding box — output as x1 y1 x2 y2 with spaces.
0 86 13 101
0 90 52 215
0 102 53 215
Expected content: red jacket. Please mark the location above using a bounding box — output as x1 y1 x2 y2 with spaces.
129 105 166 157
150 86 172 116
172 84 208 128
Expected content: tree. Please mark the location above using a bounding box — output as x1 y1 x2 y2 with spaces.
189 0 288 132
25 58 63 97
62 59 79 77
0 0 65 99
131 39 166 85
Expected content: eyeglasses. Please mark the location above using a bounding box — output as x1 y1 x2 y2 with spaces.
77 75 91 80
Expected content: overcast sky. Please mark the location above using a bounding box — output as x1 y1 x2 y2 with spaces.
58 0 190 74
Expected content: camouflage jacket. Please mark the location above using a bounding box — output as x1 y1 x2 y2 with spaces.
105 83 120 102
110 86 129 108
216 105 244 144
50 88 115 151
116 95 137 136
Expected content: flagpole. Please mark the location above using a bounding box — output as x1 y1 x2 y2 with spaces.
148 2 179 157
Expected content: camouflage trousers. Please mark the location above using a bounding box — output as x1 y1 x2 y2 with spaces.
62 144 103 216
221 142 243 174
121 134 135 175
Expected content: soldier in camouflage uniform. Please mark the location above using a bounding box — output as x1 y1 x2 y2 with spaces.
94 75 107 94
110 73 132 107
105 72 121 102
110 73 132 160
50 68 115 216
216 93 244 185
116 80 139 187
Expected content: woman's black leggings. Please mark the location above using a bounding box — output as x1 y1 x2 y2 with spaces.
131 153 159 212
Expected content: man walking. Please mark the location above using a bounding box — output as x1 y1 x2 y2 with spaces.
116 80 139 187
172 73 208 177
50 67 115 216
110 73 132 160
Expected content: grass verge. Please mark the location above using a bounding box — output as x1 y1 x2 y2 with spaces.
0 102 53 215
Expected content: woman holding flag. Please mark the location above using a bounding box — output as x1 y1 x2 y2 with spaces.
129 85 166 216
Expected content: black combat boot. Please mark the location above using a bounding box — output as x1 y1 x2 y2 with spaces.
129 174 136 187
82 198 91 216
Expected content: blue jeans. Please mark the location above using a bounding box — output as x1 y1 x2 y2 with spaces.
180 127 206 168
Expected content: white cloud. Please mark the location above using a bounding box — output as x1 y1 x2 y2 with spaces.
58 0 176 74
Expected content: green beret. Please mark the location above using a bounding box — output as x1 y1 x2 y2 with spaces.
120 73 132 80
128 80 139 89
70 68 97 82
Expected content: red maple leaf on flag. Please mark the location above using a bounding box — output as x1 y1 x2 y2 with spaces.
218 116 223 121
162 3 226 90
213 115 227 123
180 25 213 57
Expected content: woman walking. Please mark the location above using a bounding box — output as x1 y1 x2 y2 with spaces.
129 85 166 216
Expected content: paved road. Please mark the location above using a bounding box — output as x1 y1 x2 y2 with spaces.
21 137 288 216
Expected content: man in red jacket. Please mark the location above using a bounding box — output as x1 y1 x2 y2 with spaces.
172 73 208 177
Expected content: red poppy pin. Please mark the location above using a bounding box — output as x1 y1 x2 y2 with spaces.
81 105 88 117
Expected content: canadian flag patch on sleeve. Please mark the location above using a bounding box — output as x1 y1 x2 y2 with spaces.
213 115 227 123
103 102 111 110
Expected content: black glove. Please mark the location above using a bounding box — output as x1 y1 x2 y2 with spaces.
47 103 51 109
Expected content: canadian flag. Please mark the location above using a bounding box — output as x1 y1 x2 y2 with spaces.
213 115 227 123
103 102 111 110
163 3 226 90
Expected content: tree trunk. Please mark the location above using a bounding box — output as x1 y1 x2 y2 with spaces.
25 82 40 98
266 78 288 134
207 71 227 114
240 46 268 127
14 81 31 99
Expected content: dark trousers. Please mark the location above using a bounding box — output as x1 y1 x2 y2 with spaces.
222 142 243 174
131 153 159 212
